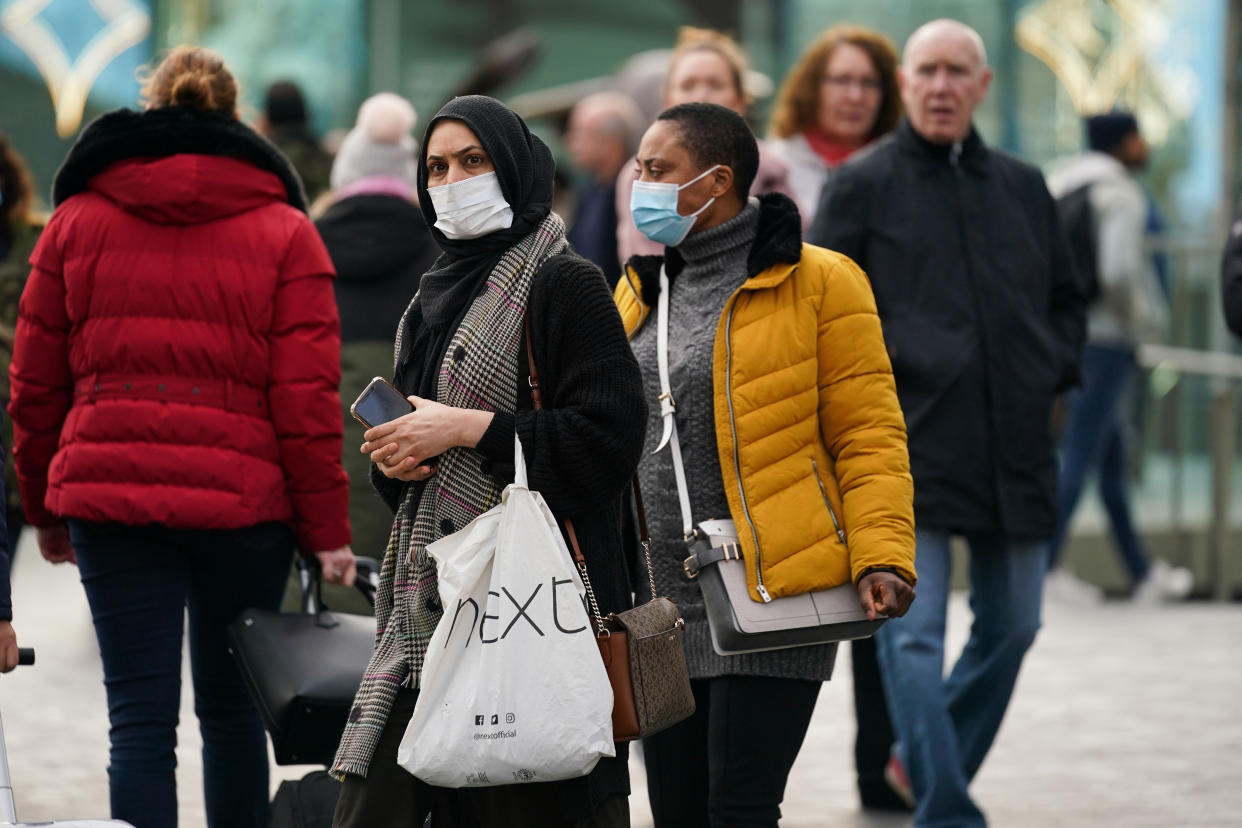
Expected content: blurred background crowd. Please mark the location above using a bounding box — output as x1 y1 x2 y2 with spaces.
4 0 1242 601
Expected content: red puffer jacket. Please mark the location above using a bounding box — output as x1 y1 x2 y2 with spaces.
9 107 349 553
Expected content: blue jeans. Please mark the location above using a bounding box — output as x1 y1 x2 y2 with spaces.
71 520 295 828
875 530 1045 827
1047 344 1150 582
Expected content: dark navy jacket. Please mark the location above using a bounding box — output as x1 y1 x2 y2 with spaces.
811 120 1088 539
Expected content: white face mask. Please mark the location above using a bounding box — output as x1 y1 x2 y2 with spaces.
426 171 514 240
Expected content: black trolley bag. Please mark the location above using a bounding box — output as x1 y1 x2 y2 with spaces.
228 556 379 767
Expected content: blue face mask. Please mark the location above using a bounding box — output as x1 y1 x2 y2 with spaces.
630 164 721 247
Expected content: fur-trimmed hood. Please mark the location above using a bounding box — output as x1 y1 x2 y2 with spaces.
52 106 308 223
623 192 803 308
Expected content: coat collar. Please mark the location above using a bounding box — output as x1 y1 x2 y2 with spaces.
53 106 308 211
624 191 803 309
894 118 990 176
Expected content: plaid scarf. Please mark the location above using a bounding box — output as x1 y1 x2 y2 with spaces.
332 213 568 778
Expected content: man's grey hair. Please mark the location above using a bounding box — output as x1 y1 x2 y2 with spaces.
903 19 989 70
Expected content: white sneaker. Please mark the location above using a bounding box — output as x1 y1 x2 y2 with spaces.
1132 559 1194 604
1043 568 1104 606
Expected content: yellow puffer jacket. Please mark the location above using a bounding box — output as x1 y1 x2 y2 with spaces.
615 194 915 601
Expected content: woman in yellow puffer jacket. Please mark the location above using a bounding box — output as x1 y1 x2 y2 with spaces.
615 101 915 827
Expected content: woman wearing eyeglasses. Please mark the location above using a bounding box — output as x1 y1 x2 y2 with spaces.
768 25 901 228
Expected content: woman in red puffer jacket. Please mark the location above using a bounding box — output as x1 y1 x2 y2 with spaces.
8 46 352 828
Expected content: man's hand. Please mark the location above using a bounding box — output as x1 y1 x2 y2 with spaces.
857 571 915 620
314 546 357 587
37 524 75 565
0 621 17 672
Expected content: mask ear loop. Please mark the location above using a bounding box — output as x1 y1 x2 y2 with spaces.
677 164 723 219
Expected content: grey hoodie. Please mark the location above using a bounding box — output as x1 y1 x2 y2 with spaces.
1046 151 1168 347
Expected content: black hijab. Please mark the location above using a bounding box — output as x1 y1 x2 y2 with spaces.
394 95 556 399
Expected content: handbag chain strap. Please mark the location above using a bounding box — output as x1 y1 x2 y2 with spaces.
523 317 657 631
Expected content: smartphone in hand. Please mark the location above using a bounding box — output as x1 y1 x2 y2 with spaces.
351 377 415 429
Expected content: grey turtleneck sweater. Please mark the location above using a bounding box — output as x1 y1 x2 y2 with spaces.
631 198 837 681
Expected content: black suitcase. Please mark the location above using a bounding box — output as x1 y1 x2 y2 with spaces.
229 557 379 765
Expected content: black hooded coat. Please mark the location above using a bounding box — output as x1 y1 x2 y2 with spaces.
371 96 646 816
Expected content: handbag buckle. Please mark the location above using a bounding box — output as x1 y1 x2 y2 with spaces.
682 555 700 580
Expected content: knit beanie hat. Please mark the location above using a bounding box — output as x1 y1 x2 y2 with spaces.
330 92 418 191
1086 112 1139 154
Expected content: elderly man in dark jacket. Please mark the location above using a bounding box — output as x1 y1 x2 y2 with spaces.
810 19 1086 828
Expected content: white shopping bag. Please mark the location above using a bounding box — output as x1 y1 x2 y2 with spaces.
397 435 615 787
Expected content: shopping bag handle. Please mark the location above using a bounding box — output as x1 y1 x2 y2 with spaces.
523 316 657 619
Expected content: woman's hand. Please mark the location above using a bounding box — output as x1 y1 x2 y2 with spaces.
0 621 18 673
37 525 76 565
314 546 357 587
857 571 915 620
363 396 494 480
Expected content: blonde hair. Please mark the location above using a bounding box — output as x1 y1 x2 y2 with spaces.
139 46 238 115
666 26 752 108
768 25 900 140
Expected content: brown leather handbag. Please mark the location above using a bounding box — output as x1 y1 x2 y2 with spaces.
527 319 695 741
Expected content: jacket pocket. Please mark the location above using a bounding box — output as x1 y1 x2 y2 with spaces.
811 459 847 547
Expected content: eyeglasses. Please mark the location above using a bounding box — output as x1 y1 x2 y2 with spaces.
822 75 882 93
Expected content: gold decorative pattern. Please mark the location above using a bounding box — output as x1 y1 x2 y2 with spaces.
1016 0 1195 144
2 0 150 137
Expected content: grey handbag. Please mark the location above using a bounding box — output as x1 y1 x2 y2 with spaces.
681 520 885 655
651 265 885 656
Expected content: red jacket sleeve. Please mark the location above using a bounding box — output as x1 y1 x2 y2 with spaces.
8 218 72 528
268 219 350 552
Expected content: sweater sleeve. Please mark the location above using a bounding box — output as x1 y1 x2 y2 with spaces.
268 219 350 552
815 252 916 585
8 216 72 529
475 255 647 518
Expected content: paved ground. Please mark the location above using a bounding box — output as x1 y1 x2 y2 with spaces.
2 530 1239 827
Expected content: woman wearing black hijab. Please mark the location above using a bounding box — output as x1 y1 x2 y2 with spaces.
331 96 645 827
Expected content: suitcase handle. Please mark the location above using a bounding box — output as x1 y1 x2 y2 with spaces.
295 556 379 613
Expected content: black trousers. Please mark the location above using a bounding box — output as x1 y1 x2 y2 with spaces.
641 675 821 828
333 688 629 828
852 637 898 798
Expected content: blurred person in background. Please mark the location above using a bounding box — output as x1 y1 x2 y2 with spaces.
259 79 334 202
1223 196 1242 336
767 24 902 228
0 133 43 557
1045 112 1186 604
768 23 908 813
615 26 793 265
0 415 17 672
811 20 1086 827
565 91 645 287
331 95 644 828
617 101 915 827
8 46 354 828
316 92 439 560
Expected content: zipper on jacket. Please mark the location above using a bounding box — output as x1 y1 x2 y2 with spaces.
811 459 848 546
950 140 963 175
723 297 771 602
